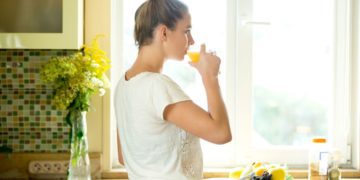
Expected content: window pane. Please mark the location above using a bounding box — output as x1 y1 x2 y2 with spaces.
252 0 334 146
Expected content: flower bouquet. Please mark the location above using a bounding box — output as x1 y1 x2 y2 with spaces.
40 36 110 179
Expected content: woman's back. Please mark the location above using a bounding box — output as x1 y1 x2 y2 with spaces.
114 72 203 180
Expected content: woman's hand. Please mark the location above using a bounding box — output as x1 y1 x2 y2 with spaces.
189 44 221 79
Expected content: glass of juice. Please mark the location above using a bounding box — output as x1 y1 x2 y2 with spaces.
187 45 201 63
187 51 200 63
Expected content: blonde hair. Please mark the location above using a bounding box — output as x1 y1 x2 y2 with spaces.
134 0 188 47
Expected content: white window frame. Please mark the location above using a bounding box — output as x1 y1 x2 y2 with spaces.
350 0 360 170
227 0 359 168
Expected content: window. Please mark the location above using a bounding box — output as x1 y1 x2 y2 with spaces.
233 0 358 166
111 0 359 169
252 0 333 146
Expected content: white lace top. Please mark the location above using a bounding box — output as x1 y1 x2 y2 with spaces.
114 72 203 180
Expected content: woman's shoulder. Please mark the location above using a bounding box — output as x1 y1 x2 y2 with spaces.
119 72 178 89
149 73 179 87
133 72 174 84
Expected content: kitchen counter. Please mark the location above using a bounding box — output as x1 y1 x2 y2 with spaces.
102 169 360 180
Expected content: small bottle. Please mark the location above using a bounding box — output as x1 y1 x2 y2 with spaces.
328 150 342 180
309 137 329 180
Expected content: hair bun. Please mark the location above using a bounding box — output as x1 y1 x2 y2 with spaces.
134 0 188 47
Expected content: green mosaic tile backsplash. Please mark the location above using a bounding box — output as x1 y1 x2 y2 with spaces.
0 49 77 152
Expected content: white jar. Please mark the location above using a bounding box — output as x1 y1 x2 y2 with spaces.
308 137 329 180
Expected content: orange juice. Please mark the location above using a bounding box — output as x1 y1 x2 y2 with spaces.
187 52 200 63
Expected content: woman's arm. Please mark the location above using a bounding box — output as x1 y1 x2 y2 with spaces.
164 44 231 144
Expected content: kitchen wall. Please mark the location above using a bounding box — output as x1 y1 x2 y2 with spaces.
0 0 110 158
0 49 77 152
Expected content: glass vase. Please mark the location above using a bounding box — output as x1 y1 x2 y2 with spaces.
68 111 91 180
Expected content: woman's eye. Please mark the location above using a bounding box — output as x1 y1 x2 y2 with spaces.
185 29 191 34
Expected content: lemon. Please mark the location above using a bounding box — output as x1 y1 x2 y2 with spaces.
269 167 286 180
254 166 267 176
229 167 244 178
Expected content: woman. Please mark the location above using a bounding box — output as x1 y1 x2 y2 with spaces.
114 0 231 179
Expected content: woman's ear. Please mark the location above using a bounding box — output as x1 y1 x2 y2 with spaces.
158 25 167 41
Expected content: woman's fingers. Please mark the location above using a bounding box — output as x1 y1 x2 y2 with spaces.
200 44 206 54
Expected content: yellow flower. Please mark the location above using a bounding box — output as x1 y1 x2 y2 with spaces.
40 35 110 111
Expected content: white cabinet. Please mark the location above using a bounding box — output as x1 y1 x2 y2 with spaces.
0 0 83 49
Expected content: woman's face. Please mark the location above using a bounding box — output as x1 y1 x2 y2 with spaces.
164 12 194 60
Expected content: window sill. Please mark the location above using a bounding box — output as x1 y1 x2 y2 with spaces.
101 168 360 179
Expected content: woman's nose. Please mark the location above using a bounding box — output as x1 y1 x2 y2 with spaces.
188 34 195 45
